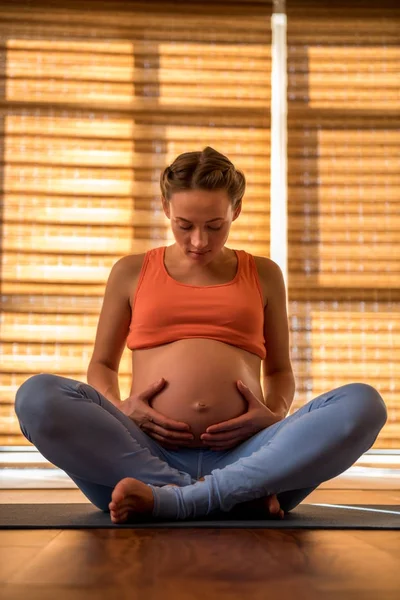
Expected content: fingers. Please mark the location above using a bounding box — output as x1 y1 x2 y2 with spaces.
161 418 191 431
138 378 166 402
237 380 254 397
125 381 163 405
201 430 242 443
143 422 194 443
146 408 191 432
149 431 192 450
150 378 166 391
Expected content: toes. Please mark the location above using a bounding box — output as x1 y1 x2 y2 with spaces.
267 494 281 513
111 485 127 505
109 497 131 513
112 499 129 510
110 493 123 507
111 478 132 504
117 511 128 523
265 495 285 519
110 509 128 524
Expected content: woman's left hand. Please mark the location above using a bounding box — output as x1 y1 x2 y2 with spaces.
200 380 282 451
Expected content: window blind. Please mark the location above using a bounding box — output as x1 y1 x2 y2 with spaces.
0 0 273 445
286 0 399 450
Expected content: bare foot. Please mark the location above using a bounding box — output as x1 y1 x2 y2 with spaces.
109 477 155 524
248 494 285 519
197 477 284 519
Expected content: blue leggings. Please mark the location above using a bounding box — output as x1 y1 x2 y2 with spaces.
14 374 387 520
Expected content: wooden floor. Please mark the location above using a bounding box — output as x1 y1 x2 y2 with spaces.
1 485 400 600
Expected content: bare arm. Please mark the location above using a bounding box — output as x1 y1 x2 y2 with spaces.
86 256 133 408
262 259 296 418
87 362 122 408
263 370 296 419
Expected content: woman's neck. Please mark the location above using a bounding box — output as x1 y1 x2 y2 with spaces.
168 244 232 271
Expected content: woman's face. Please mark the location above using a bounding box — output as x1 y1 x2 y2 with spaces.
162 189 241 261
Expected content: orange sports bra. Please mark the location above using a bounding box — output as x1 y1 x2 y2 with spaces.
126 246 266 360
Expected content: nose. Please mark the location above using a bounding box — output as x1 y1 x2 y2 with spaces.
191 229 208 250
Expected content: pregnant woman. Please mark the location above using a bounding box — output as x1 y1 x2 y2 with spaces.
14 146 388 523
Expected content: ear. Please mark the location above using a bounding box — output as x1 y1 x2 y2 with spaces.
232 201 242 222
162 197 170 219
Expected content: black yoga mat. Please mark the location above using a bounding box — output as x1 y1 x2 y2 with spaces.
1 503 399 529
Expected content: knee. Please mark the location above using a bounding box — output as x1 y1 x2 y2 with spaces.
345 383 388 434
14 373 61 423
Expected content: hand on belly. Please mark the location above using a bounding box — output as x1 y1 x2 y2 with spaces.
131 338 264 449
150 387 249 448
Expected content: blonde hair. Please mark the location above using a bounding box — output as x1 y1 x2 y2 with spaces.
160 146 245 209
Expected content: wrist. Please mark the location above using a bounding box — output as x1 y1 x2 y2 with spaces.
106 395 123 409
261 408 284 427
264 393 288 421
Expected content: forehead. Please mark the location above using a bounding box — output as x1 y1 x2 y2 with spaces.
170 189 231 217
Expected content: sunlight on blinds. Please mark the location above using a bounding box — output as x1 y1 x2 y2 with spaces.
307 46 400 109
287 0 399 449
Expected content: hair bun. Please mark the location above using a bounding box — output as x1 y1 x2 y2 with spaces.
160 146 245 208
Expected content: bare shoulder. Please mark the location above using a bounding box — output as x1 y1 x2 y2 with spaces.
116 252 146 272
115 253 147 309
111 253 146 283
252 255 285 308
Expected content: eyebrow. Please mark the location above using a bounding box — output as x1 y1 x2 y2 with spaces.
176 217 224 223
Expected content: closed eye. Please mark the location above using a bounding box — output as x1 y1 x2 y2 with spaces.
179 226 222 231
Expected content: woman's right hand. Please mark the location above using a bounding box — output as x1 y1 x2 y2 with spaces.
119 378 195 450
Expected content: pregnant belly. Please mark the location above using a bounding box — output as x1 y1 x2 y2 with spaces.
130 339 264 448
